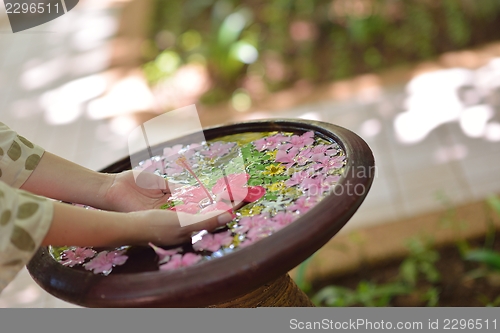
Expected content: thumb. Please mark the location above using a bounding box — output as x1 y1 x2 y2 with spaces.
132 170 169 191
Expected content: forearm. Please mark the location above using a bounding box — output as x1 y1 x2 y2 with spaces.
41 201 232 248
41 201 136 247
20 152 114 210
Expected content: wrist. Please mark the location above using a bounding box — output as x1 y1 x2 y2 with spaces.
97 173 117 210
120 210 153 246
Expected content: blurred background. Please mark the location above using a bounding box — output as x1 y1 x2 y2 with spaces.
1 0 500 307
143 0 500 109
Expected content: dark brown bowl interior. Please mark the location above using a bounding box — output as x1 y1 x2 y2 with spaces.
27 119 375 307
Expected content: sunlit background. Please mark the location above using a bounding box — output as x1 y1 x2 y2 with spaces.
1 0 500 307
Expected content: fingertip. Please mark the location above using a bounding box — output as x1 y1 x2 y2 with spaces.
217 212 233 226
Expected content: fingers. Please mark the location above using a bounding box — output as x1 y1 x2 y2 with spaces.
179 210 234 233
141 209 235 246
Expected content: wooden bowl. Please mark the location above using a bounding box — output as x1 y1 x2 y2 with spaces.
27 119 374 307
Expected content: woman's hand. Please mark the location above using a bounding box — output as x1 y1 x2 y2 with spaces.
43 201 233 247
21 152 175 213
102 170 172 212
19 149 235 248
128 209 233 246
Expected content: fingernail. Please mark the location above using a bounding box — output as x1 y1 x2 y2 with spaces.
217 213 233 225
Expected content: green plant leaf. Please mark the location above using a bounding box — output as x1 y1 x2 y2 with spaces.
422 287 440 307
399 259 418 286
420 261 441 283
355 281 409 307
465 249 500 270
294 255 314 294
487 195 500 217
48 245 70 260
487 295 500 307
312 286 356 307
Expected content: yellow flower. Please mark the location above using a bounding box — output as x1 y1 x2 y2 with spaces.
238 206 252 217
238 204 263 216
249 205 263 215
263 164 285 176
268 181 285 192
285 187 302 197
232 234 242 247
266 150 278 159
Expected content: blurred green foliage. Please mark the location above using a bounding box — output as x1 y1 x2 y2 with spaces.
312 236 441 307
311 194 500 307
143 0 500 105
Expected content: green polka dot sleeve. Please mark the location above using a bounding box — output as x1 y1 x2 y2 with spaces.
0 122 45 188
0 182 53 292
0 122 53 292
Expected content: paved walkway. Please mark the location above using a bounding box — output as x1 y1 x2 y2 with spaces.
0 0 128 308
1 0 500 307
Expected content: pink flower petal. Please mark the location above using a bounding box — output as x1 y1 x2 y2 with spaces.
181 253 202 266
247 225 276 241
60 247 96 267
112 253 128 266
253 134 288 151
212 173 251 201
253 138 268 151
238 215 269 233
83 250 128 275
192 230 233 252
172 186 211 204
149 243 183 263
200 201 234 215
159 254 183 270
244 186 266 202
272 212 296 229
275 147 299 164
163 144 183 157
201 142 235 158
159 253 202 270
171 202 200 214
288 131 315 148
